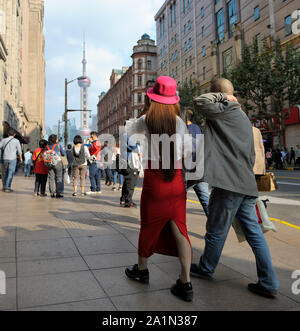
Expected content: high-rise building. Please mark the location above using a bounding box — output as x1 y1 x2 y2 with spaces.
0 0 45 150
155 0 300 147
97 34 157 137
155 0 299 87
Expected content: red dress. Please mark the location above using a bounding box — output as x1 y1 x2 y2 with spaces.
138 168 192 258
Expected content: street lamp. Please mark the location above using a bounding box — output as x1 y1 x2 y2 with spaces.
64 76 92 147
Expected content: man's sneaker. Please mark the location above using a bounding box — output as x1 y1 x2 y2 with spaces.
124 202 138 208
125 264 149 284
56 194 64 199
118 186 122 191
86 191 97 195
248 283 277 299
171 279 193 302
112 186 116 191
190 264 214 280
4 188 13 193
96 191 102 194
120 200 125 206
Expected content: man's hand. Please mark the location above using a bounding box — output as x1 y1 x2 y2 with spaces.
226 95 238 103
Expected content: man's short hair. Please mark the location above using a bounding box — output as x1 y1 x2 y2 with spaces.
210 78 234 95
39 139 48 149
8 128 15 136
67 144 72 150
90 131 98 137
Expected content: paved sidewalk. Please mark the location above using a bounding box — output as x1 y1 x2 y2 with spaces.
0 174 299 311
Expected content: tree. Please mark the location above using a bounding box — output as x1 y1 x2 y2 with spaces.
178 80 204 126
224 37 300 148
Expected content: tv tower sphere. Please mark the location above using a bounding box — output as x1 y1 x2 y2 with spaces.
78 76 91 88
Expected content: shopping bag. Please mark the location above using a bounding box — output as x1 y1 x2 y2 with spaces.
256 198 277 233
64 172 71 185
256 173 277 192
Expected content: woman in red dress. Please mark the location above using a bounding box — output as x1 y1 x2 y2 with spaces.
125 76 193 302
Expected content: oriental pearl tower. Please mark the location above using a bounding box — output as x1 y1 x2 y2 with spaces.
77 34 91 137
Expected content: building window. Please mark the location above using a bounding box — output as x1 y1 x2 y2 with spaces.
223 47 234 72
200 7 204 18
217 8 225 42
201 26 205 38
170 5 173 27
137 59 142 70
202 45 206 57
228 0 237 38
147 60 152 70
285 15 292 35
203 66 206 81
138 75 142 86
174 1 177 24
188 38 192 48
189 55 192 66
183 0 186 14
138 93 142 103
184 41 188 51
254 6 260 21
255 33 261 53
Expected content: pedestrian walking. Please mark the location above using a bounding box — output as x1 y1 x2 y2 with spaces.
252 127 266 176
24 149 33 177
266 149 273 169
0 128 23 193
183 108 209 217
32 139 48 197
45 134 65 198
66 144 74 178
86 132 101 195
111 143 123 191
289 147 296 166
72 135 90 197
119 134 141 208
125 76 194 302
101 141 113 186
191 78 279 299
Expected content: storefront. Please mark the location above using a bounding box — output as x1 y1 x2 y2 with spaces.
252 106 300 150
284 106 300 149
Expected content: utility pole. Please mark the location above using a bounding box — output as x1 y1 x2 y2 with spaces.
64 78 68 147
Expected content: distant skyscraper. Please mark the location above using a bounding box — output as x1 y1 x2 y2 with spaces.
78 34 91 131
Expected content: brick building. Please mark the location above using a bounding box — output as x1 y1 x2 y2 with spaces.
97 34 157 137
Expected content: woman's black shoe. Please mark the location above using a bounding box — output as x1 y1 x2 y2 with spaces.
125 264 149 284
171 279 193 302
56 194 64 199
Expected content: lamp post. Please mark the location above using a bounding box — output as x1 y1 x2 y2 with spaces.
64 76 92 148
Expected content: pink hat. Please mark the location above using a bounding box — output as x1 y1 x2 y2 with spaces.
147 76 180 105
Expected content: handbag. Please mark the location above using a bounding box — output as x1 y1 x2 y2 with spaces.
256 173 277 192
59 146 68 168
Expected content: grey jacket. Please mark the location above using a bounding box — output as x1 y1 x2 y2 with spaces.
194 93 258 198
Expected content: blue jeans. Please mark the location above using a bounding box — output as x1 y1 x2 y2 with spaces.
24 162 31 176
193 182 210 216
112 170 124 186
89 163 101 192
199 187 279 293
2 159 17 189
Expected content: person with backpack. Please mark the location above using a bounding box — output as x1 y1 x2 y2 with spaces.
0 128 23 193
24 149 33 177
44 134 65 198
87 132 101 195
32 140 49 197
72 135 90 197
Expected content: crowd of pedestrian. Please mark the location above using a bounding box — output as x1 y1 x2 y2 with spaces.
265 146 300 170
0 75 283 304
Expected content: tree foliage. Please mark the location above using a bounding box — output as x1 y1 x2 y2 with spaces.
223 38 300 147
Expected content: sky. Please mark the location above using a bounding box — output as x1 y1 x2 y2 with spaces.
44 0 163 129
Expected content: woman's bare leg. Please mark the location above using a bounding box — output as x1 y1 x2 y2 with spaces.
170 220 192 283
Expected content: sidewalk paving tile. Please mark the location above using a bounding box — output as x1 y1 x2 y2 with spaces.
0 278 17 311
0 262 16 278
73 234 137 256
84 253 141 270
0 241 15 259
17 238 80 261
16 228 70 242
17 271 107 309
20 298 116 311
17 257 88 277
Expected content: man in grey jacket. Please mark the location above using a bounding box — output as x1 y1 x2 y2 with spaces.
191 78 279 298
0 128 23 192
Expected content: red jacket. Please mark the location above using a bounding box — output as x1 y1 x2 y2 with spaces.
89 140 101 160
